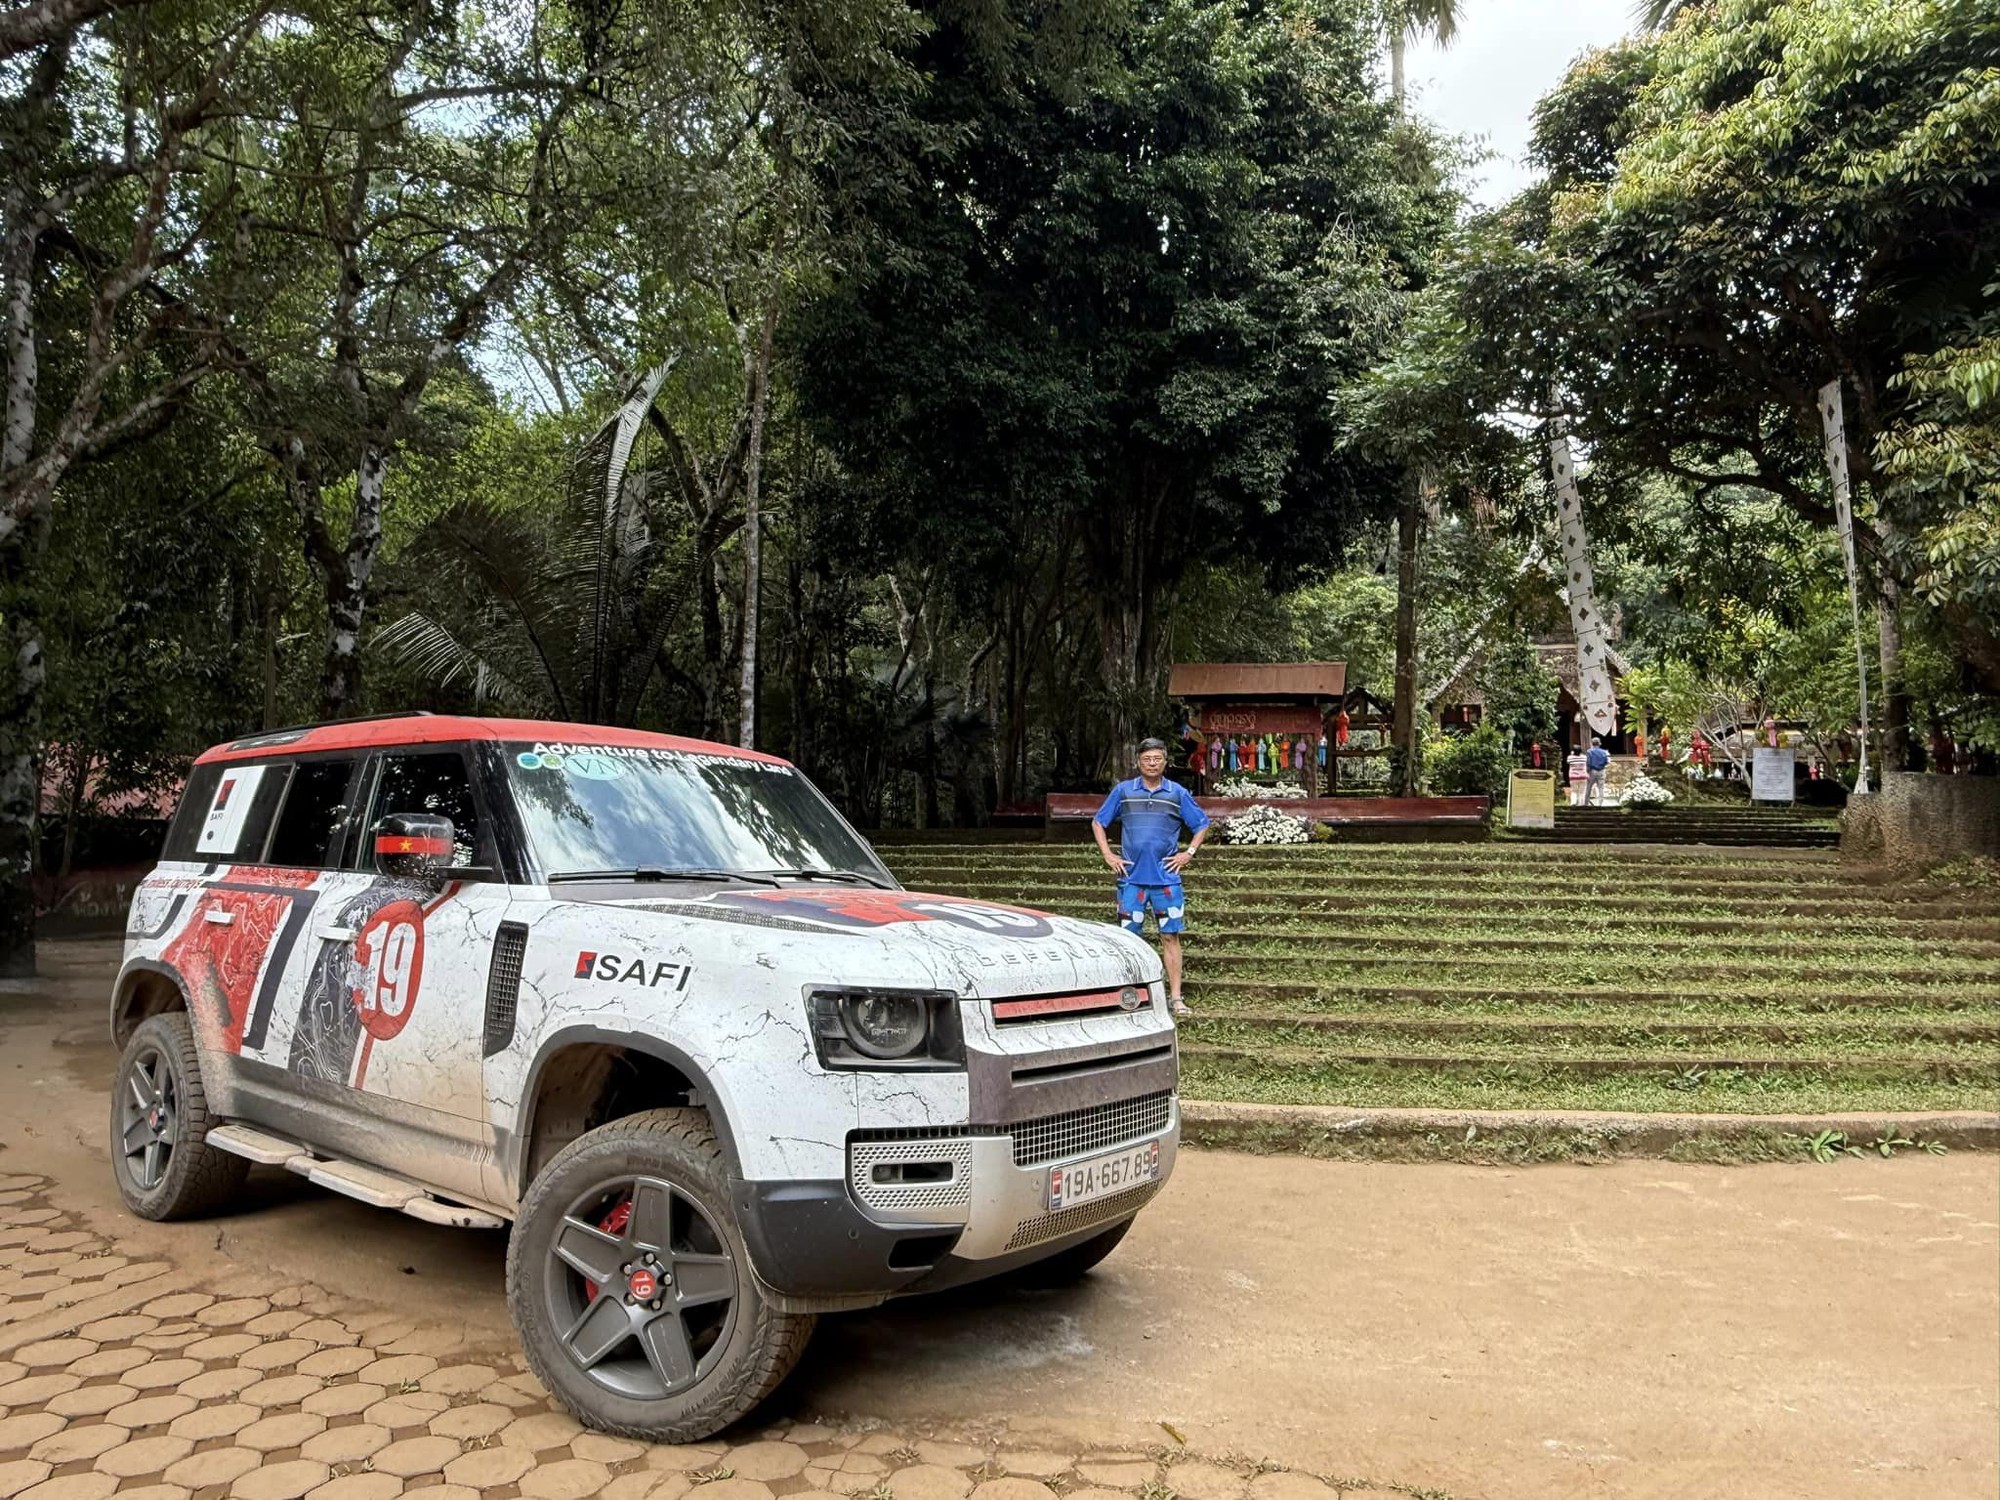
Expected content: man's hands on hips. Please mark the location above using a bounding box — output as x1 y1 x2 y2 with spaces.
1104 851 1132 876
1165 849 1194 874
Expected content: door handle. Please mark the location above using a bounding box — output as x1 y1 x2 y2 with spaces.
317 926 358 942
203 910 235 927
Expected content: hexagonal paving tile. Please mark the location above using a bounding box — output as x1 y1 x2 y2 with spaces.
1077 1463 1156 1488
62 1350 147 1381
1162 1464 1248 1500
300 1423 392 1465
43 1385 136 1420
721 1442 810 1482
290 1320 357 1347
244 1310 309 1337
240 1375 324 1410
0 1374 79 1407
195 1299 270 1328
104 1393 195 1430
242 1337 320 1372
368 1435 462 1478
0 1411 66 1451
427 1404 511 1442
498 1411 585 1451
163 1446 263 1490
355 1356 436 1388
93 1434 196 1479
360 1393 450 1430
969 1481 1058 1500
228 1458 330 1500
122 1360 204 1393
28 1424 129 1466
0 1463 52 1499
14 1339 95 1370
414 1365 493 1398
167 1402 259 1442
571 1432 647 1464
305 1475 403 1500
177 1368 260 1401
517 1458 613 1500
13 1471 119 1500
886 1465 974 1500
996 1452 1073 1479
238 1412 328 1453
800 1452 891 1495
441 1445 536 1488
300 1383 385 1419
185 1333 263 1362
296 1348 373 1380
77 1314 157 1341
685 1480 774 1500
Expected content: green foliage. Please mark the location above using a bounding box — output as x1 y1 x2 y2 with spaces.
1423 722 1512 800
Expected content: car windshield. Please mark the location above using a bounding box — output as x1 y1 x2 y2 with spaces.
504 742 890 884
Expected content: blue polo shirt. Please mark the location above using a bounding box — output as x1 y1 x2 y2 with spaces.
1587 746 1610 772
1094 776 1209 887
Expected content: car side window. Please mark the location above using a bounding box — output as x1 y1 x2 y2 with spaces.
263 759 361 868
363 751 483 869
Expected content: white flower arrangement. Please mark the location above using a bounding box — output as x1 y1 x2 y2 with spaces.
1220 804 1312 844
1211 775 1307 799
1619 773 1675 807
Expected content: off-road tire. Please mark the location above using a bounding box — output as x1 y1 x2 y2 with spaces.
1011 1216 1135 1286
507 1107 816 1442
109 1012 250 1220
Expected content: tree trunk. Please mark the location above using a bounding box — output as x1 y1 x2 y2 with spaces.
737 295 779 751
1874 520 1908 770
319 444 387 719
1389 29 1406 109
1390 472 1422 795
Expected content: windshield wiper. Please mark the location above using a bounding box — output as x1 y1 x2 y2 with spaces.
759 868 895 889
547 866 780 886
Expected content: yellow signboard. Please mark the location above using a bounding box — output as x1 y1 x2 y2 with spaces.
1507 768 1557 829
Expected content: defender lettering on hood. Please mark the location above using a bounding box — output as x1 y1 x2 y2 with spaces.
574 951 694 990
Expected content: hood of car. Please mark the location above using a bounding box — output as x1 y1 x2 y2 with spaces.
577 884 1155 997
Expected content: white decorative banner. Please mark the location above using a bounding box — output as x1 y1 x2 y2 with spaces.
1816 378 1872 795
1752 746 1796 803
1548 418 1619 737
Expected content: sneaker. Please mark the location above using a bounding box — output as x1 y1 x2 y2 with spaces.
1170 998 1192 1019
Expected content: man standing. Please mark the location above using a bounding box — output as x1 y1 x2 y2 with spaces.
1092 738 1208 1018
1586 734 1611 805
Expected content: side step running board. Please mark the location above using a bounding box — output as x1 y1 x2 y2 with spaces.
206 1123 506 1230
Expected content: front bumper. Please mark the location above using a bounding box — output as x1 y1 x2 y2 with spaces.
736 1093 1180 1308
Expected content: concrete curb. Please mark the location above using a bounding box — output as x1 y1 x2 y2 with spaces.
1180 1098 2000 1161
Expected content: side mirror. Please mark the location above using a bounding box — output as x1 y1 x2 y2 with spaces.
373 813 456 884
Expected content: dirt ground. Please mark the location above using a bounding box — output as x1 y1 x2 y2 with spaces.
3 940 1995 1500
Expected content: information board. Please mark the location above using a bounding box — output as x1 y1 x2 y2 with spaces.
1507 768 1558 829
1751 747 1796 803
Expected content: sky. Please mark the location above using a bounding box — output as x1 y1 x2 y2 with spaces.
1403 0 1644 208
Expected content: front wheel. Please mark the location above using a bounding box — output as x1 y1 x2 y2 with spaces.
109 1012 250 1220
506 1109 815 1442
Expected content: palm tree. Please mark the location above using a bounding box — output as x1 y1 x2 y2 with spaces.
1387 0 1460 111
1635 0 1701 29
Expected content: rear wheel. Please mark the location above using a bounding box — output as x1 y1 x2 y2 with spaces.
506 1108 815 1441
109 1012 249 1220
1012 1216 1135 1287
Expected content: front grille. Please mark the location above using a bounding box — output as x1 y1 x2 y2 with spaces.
482 922 528 1057
1008 1091 1172 1168
1004 1182 1161 1252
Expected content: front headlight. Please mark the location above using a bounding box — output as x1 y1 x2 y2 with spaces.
806 987 964 1070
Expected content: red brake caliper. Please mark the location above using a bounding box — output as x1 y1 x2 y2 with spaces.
582 1195 633 1300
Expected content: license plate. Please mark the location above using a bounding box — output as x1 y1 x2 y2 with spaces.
1048 1140 1161 1211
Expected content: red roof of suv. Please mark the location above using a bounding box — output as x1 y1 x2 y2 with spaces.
194 715 790 767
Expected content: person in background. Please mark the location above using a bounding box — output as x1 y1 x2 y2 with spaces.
1586 735 1611 804
1566 745 1589 806
1093 738 1209 1019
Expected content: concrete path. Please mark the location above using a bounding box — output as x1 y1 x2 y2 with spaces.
2 942 1994 1500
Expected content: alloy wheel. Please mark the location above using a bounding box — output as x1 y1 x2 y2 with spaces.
541 1174 740 1401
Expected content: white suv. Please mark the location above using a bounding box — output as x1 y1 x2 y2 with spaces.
110 714 1178 1439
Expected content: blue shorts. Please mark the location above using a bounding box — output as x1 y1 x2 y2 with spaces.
1117 881 1186 935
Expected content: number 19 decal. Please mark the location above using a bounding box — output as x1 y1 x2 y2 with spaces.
353 899 426 1042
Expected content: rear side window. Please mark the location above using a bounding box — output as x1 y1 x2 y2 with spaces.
160 761 287 863
264 758 361 868
363 750 484 868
